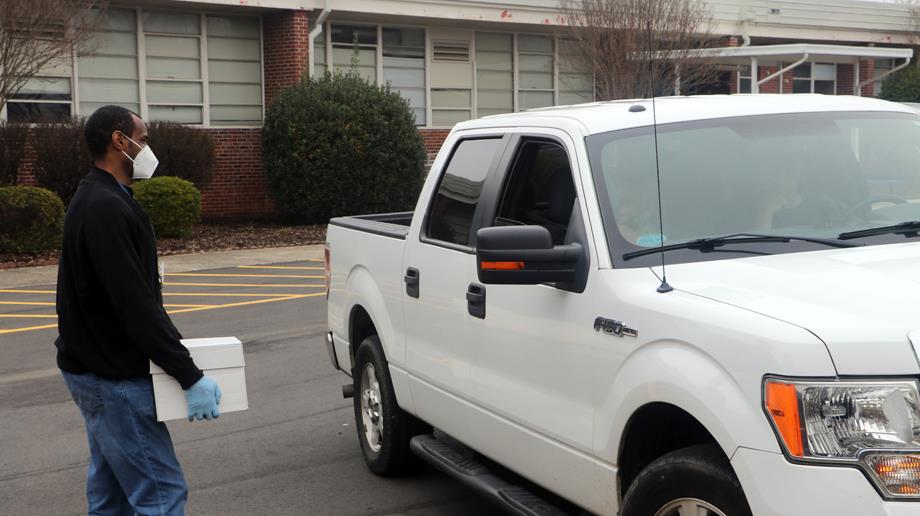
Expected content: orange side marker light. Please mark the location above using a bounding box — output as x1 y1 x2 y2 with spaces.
765 381 805 457
480 261 525 271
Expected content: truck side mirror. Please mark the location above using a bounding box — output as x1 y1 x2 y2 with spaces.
475 225 581 285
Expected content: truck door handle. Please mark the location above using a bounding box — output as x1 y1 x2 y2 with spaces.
405 268 420 298
466 283 486 319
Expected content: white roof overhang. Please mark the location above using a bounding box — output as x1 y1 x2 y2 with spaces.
689 43 914 66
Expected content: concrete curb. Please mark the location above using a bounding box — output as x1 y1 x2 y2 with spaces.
0 244 325 289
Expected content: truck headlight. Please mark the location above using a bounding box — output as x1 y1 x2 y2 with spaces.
764 378 920 499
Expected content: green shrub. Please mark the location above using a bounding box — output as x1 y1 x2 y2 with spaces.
880 65 920 103
262 71 427 224
134 177 201 238
0 122 29 186
32 117 91 205
148 121 216 187
0 186 65 253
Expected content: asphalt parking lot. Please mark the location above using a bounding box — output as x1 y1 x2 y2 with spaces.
0 259 502 516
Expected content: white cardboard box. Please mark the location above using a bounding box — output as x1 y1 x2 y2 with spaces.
150 337 248 422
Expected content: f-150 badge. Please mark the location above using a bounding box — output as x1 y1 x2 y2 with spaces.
594 317 638 338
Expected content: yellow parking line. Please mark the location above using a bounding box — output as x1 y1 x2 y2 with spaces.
164 282 325 288
168 272 324 279
163 292 308 298
167 293 324 315
0 314 57 319
0 301 54 306
163 304 217 308
0 323 57 335
0 289 55 294
238 265 324 271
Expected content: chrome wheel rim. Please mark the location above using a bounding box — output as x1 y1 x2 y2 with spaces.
360 363 383 453
654 498 727 516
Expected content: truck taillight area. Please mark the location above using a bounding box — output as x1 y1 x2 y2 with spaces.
324 244 331 298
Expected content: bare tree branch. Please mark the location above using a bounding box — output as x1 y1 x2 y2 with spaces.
558 0 719 100
0 0 104 112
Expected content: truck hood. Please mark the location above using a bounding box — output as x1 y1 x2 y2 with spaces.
663 242 920 375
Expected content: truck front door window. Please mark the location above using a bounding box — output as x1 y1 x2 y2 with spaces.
495 140 576 245
427 138 504 247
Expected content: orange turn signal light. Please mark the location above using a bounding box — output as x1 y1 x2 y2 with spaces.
765 380 804 457
480 261 525 271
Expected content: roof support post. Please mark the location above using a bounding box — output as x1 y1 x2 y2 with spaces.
751 56 759 93
854 58 861 96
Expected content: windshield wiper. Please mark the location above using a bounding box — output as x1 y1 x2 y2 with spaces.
622 232 860 261
838 221 920 240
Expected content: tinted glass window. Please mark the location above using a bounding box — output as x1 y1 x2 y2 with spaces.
495 141 575 245
427 138 503 246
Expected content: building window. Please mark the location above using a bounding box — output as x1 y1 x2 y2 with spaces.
383 27 426 125
330 24 377 82
518 34 554 109
874 59 894 97
206 15 263 125
78 8 139 118
8 36 76 122
313 23 597 128
738 65 752 94
142 10 204 124
431 88 472 126
475 33 513 117
789 62 836 94
431 38 473 126
313 30 326 78
12 7 263 127
7 63 73 123
557 38 593 105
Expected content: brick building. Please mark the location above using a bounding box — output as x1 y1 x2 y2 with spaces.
4 0 916 219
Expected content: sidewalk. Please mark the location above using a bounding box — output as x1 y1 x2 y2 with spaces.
0 245 325 289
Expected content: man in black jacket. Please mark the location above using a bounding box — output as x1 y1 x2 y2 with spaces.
56 105 220 515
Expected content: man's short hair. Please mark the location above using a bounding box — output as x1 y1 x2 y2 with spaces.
84 105 138 159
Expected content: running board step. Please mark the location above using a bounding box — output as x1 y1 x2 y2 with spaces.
410 435 571 516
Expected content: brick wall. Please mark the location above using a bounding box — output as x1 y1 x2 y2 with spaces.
420 129 450 165
200 128 274 219
837 61 876 96
262 10 310 108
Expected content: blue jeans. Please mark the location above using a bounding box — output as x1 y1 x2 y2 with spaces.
61 370 187 516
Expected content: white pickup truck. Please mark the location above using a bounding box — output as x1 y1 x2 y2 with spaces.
325 95 920 516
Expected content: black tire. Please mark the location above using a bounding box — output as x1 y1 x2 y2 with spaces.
353 335 429 475
620 444 752 516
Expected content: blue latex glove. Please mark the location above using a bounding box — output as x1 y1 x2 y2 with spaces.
184 376 222 422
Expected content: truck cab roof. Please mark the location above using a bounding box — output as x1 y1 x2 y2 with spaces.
456 94 916 136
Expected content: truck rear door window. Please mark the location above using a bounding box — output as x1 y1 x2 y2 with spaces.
427 137 504 247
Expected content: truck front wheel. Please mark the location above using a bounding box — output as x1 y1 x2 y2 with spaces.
353 335 428 475
620 444 752 516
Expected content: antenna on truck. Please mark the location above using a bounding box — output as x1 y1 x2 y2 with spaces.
646 21 673 294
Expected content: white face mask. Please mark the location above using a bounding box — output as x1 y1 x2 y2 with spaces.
120 134 159 180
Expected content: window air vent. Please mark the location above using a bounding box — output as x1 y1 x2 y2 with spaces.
433 42 470 62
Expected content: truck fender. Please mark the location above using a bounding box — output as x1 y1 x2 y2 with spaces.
343 265 405 369
595 340 781 466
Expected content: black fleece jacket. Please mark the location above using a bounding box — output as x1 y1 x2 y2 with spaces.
55 167 202 389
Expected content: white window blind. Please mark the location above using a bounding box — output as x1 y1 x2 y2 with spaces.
207 15 263 125
383 27 426 125
77 8 139 118
475 33 513 117
331 24 377 82
558 39 593 105
518 34 554 110
143 10 203 124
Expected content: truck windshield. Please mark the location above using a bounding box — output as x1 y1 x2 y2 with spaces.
587 110 920 267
